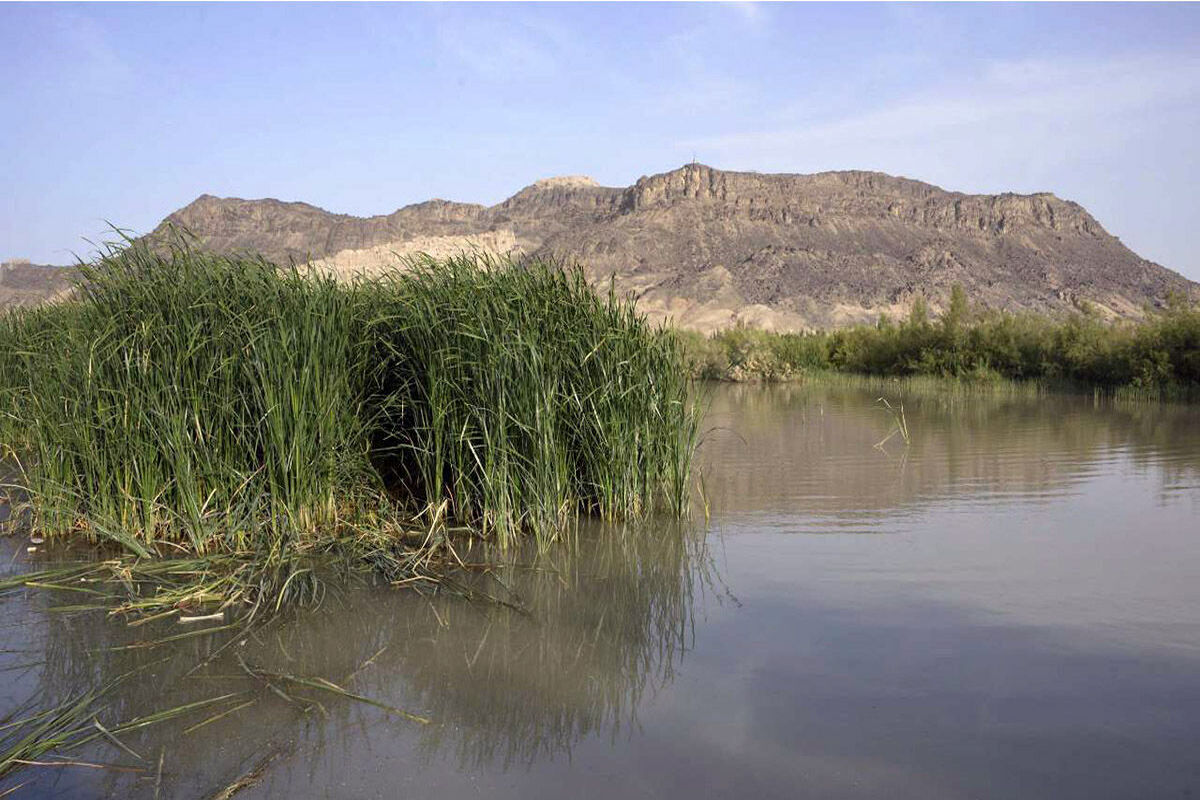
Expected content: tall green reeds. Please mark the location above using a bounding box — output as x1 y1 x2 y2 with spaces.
685 286 1200 398
1 240 373 558
362 254 697 541
0 237 698 608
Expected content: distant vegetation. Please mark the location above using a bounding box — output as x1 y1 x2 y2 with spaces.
685 285 1200 399
0 239 698 614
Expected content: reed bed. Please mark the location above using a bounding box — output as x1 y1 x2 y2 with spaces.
685 286 1200 400
0 237 699 614
360 254 697 537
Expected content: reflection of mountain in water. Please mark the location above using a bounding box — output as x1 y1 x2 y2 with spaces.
701 383 1200 524
10 522 710 797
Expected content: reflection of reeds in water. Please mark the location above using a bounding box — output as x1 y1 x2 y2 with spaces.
12 521 712 794
401 522 709 769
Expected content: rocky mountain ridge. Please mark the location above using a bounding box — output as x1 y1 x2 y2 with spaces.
13 164 1197 330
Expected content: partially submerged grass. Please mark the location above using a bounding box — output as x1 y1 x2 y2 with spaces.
0 236 699 615
874 397 910 449
0 662 245 781
0 641 426 788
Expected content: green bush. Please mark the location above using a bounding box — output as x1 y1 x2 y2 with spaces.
687 285 1200 397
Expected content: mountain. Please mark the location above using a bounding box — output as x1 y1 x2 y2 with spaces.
63 165 1200 329
0 260 76 308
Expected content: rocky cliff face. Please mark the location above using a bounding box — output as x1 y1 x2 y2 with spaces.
138 164 1198 330
154 194 490 263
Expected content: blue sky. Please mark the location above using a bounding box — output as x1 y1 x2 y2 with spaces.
3 2 1199 278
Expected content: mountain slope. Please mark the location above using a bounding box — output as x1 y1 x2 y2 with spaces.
143 164 1198 330
0 260 76 307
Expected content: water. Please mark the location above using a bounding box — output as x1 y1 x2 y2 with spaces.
3 382 1199 799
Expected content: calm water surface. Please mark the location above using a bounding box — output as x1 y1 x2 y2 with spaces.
2 383 1199 799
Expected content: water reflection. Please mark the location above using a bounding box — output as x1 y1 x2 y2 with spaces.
700 382 1200 525
271 523 708 771
3 521 712 798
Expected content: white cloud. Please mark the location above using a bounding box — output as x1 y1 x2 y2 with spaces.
682 51 1200 189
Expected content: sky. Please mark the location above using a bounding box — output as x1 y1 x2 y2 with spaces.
2 2 1199 279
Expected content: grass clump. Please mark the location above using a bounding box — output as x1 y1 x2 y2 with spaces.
361 255 697 539
1 242 371 557
686 284 1200 399
0 237 698 613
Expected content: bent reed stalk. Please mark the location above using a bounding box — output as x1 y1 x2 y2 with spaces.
0 235 699 615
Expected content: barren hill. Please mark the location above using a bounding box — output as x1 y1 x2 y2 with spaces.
128 164 1200 329
0 260 76 308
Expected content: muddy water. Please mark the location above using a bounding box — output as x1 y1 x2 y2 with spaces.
2 383 1199 799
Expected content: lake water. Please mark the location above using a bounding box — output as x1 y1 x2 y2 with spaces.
3 382 1199 799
